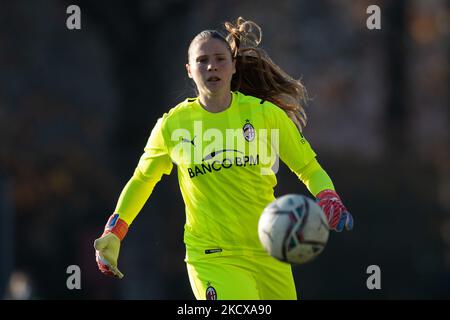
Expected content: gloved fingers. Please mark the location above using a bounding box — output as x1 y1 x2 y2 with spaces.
345 212 354 231
96 251 111 267
96 251 124 279
335 211 353 232
98 263 115 277
326 207 341 230
109 265 124 279
96 259 115 277
93 237 107 251
335 212 347 232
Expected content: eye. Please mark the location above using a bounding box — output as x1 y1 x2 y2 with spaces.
197 57 207 63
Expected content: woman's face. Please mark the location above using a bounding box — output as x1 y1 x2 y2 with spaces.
186 38 236 96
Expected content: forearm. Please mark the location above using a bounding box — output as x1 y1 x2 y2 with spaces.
114 167 164 225
295 158 335 196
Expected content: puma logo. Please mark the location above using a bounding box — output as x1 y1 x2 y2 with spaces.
181 135 196 147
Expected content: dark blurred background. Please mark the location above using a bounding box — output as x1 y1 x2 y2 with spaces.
0 0 449 299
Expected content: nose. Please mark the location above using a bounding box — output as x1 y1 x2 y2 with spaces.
207 63 217 71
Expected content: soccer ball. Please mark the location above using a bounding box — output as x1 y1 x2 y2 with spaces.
258 194 330 264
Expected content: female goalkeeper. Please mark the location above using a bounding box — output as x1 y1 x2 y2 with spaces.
94 17 353 300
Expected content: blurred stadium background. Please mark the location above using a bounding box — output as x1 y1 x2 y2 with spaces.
0 0 449 299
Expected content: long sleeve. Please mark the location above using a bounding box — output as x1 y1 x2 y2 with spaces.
264 101 334 197
264 101 317 173
114 116 173 225
295 157 334 196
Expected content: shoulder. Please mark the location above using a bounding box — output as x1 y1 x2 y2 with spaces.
158 97 197 125
238 93 287 123
261 101 285 118
233 92 289 130
167 98 196 118
235 91 282 113
234 91 266 107
148 98 196 140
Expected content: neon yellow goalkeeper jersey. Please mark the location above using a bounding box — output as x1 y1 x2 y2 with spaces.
119 91 318 254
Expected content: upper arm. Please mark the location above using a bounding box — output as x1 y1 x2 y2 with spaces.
137 116 173 178
264 102 316 173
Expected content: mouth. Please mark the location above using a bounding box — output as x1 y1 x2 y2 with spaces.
207 76 221 83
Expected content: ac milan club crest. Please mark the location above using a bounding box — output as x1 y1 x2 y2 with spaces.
205 282 217 300
243 120 255 142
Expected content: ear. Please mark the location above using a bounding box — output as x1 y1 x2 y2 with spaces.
186 63 193 79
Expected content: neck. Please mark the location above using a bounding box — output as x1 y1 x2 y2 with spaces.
198 91 232 113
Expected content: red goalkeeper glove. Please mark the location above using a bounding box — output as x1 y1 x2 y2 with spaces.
316 189 353 232
93 213 129 279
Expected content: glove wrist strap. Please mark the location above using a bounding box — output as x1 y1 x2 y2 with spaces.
316 189 339 199
103 213 128 241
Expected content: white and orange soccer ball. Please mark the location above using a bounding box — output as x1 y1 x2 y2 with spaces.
258 194 330 264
